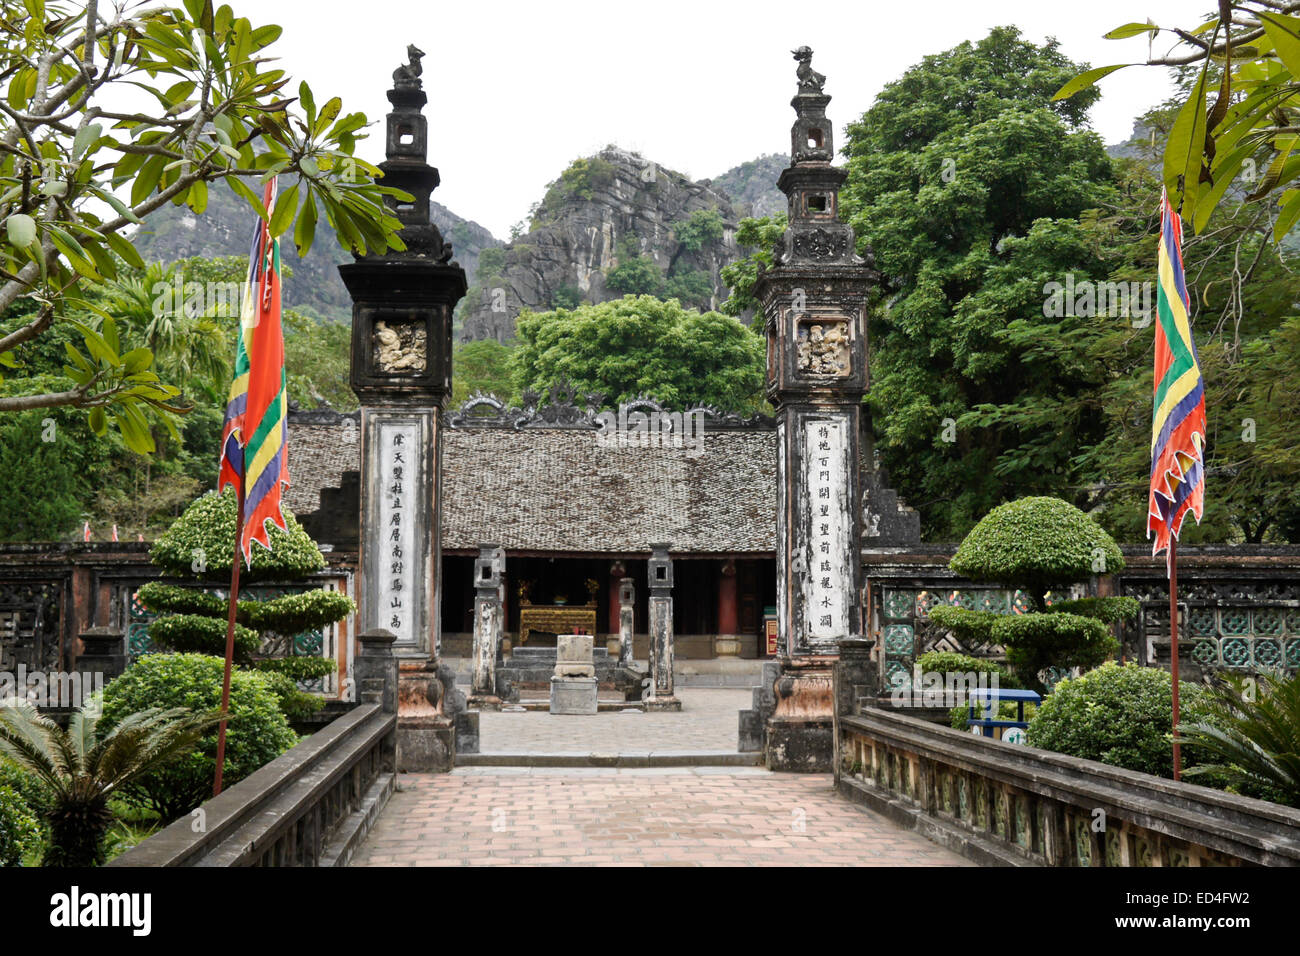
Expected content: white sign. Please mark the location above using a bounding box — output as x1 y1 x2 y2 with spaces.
1002 727 1028 746
377 421 418 643
802 417 850 642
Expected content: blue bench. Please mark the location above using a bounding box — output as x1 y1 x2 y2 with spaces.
966 687 1042 740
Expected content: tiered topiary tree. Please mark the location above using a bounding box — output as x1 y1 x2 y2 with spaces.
135 488 355 721
928 496 1138 694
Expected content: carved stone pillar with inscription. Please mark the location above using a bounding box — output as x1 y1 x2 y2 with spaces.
752 47 873 771
340 46 469 771
644 544 681 711
469 543 504 710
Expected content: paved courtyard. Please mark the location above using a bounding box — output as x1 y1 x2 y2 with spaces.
477 688 750 753
352 769 970 866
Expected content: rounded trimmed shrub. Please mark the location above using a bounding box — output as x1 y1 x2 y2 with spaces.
101 653 297 821
0 783 41 867
950 496 1124 599
149 489 326 582
147 614 261 663
1027 662 1210 778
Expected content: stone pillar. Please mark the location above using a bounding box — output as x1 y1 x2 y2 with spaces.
606 560 626 655
469 543 504 709
618 577 635 666
339 48 468 772
832 636 876 780
356 628 399 772
356 627 399 715
550 634 598 715
753 48 873 771
715 558 741 657
645 543 681 711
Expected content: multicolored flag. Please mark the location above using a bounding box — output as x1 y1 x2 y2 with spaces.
1148 188 1207 574
217 179 290 564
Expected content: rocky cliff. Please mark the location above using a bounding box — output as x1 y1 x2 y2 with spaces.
458 146 741 343
706 153 787 219
130 179 501 322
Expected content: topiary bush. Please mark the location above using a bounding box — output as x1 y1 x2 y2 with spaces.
940 497 1127 692
146 614 261 663
101 653 297 821
0 783 41 866
1027 662 1211 778
149 488 325 582
949 496 1124 601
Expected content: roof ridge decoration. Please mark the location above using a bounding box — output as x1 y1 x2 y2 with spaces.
445 377 775 430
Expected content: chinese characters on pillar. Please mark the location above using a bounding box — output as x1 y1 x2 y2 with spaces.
378 422 418 641
803 417 849 642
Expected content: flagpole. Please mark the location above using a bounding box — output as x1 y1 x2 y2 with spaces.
213 485 245 797
1170 535 1182 781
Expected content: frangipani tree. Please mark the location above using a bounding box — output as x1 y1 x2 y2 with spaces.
0 0 407 451
930 497 1137 693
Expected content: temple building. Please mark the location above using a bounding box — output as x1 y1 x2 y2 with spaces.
286 388 919 661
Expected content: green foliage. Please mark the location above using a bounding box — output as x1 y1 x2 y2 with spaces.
0 410 85 539
0 783 41 867
1181 672 1300 806
253 656 338 682
674 209 726 253
452 339 516 407
535 157 618 222
551 284 583 311
663 269 714 307
917 650 1016 682
720 215 786 318
839 27 1117 537
926 607 1002 646
1048 596 1140 624
258 671 325 723
138 581 359 636
0 0 403 442
146 614 261 663
606 241 666 298
0 696 222 865
511 295 765 411
101 654 296 822
477 247 507 281
149 489 325 581
1028 662 1211 779
993 612 1118 690
949 497 1124 599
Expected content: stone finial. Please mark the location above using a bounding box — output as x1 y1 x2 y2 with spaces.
393 44 425 89
792 46 825 94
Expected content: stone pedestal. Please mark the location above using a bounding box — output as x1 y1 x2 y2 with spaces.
550 634 597 715
74 626 126 683
765 656 836 772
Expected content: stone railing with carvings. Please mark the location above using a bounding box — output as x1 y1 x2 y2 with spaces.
833 704 1300 866
109 630 398 867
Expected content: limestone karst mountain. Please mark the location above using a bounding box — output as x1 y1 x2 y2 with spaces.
706 153 787 219
457 146 744 343
129 179 501 322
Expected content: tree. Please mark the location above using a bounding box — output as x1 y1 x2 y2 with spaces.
0 0 405 451
838 27 1119 537
1057 2 1300 239
605 238 666 298
510 295 765 411
452 338 515 406
719 214 785 320
929 497 1134 693
0 699 220 866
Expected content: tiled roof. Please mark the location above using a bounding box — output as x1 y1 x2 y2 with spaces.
286 411 778 554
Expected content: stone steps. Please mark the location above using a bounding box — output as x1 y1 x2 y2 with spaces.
456 751 763 768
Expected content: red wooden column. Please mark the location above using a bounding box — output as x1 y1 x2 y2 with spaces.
607 560 626 654
716 558 740 657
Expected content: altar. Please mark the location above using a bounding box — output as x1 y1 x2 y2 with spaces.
516 579 599 646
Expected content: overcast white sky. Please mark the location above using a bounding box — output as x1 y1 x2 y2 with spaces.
241 0 1199 238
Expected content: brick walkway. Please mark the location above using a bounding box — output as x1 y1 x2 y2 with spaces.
352 769 970 866
478 688 750 753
